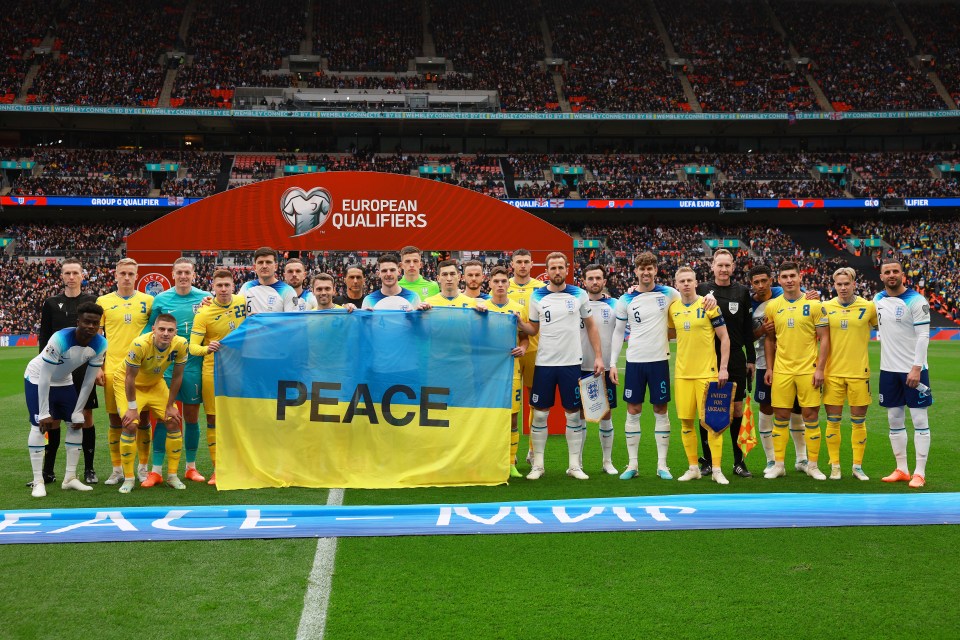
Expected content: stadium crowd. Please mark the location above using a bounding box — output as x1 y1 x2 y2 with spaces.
5 0 960 112
28 0 183 107
657 0 816 112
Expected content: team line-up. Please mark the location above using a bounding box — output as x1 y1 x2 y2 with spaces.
23 245 933 495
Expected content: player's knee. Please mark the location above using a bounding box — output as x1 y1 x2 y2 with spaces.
531 409 550 427
564 410 581 425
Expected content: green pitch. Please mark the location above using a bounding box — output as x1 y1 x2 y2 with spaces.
0 344 957 639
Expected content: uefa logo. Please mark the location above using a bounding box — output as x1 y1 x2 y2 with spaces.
281 187 332 236
138 273 171 297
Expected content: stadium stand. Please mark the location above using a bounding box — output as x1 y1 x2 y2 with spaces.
171 0 306 108
27 0 184 107
315 0 422 73
772 0 946 111
0 1 47 101
428 0 559 111
656 0 817 112
545 0 688 112
898 0 960 106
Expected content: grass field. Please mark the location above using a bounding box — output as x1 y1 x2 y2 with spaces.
1 343 958 639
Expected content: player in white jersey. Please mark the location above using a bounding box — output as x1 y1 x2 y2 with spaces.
748 265 811 472
240 247 300 314
610 252 712 480
24 302 106 497
874 260 933 488
579 264 619 475
361 253 425 311
284 257 318 310
526 252 604 481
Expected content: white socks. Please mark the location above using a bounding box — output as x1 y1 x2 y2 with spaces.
758 411 774 463
888 406 909 472
28 426 45 483
565 411 585 470
654 412 670 468
64 426 83 479
531 408 549 468
910 407 930 476
599 418 614 464
624 412 641 469
789 412 807 462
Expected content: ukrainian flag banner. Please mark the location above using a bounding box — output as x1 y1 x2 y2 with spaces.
214 309 516 489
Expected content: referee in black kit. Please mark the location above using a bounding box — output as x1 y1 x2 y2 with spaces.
31 258 100 486
696 249 756 478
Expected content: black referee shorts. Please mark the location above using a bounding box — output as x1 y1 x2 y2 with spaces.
71 363 98 411
728 362 747 402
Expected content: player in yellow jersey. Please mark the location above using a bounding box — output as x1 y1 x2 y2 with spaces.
667 267 731 484
425 259 485 309
508 249 546 464
823 267 877 481
188 269 246 486
113 314 187 493
488 266 534 478
96 258 154 485
763 261 831 480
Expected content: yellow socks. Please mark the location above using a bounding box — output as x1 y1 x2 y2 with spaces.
136 425 151 467
804 420 821 463
773 417 790 461
109 425 122 467
207 425 217 467
707 430 723 470
851 415 867 466
119 432 136 479
826 413 842 465
680 419 699 466
166 431 183 476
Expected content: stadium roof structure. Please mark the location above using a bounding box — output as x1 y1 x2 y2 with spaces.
126 172 572 273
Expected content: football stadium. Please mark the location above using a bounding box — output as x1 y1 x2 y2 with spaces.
2 0 960 637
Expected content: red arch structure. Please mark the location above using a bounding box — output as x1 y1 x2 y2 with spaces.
126 172 571 271
126 172 574 433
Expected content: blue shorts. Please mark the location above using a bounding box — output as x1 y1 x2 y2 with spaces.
25 379 78 426
582 370 617 410
623 361 670 405
754 368 802 412
531 365 582 410
879 369 933 409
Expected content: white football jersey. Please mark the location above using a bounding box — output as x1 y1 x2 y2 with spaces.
361 288 420 311
581 296 617 371
751 286 784 371
297 290 318 311
239 280 300 314
25 328 107 386
874 288 930 372
529 284 592 367
613 285 680 363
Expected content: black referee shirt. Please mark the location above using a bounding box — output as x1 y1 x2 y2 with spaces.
696 281 755 367
38 292 98 352
333 294 364 307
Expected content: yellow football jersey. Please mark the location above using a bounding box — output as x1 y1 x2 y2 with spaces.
425 293 478 308
668 297 724 379
824 296 877 379
117 332 188 387
764 295 828 375
97 291 154 372
189 295 247 357
507 278 545 351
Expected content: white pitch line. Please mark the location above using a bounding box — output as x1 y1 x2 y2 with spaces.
296 488 343 640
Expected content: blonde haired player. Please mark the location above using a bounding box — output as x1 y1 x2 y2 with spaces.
763 262 831 480
488 266 533 478
189 269 247 486
113 314 187 493
668 267 731 484
823 267 877 481
96 258 154 485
